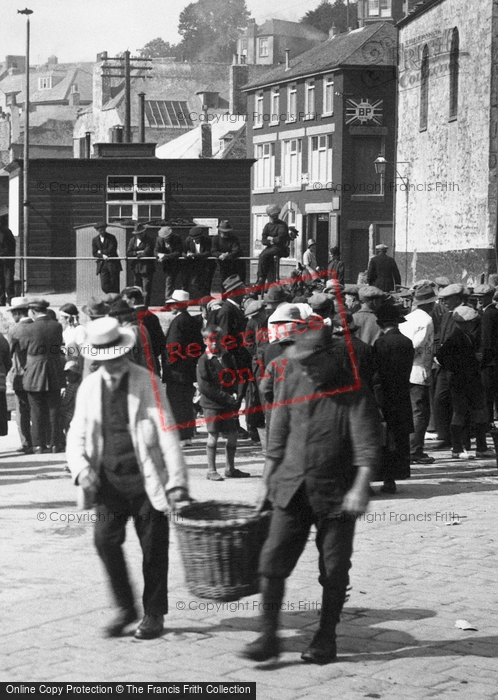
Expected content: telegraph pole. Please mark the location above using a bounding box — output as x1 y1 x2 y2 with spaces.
18 7 33 293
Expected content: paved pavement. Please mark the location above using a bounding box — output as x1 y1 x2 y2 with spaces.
1 419 498 698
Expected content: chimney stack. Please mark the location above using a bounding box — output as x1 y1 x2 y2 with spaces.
285 48 290 70
329 24 340 39
138 92 146 143
200 106 212 158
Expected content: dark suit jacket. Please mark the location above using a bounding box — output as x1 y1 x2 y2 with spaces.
184 235 212 259
266 367 381 515
480 304 498 367
216 299 251 369
436 327 481 387
92 232 122 275
211 234 241 260
164 309 202 384
367 253 401 292
127 234 155 274
0 226 16 259
18 317 64 392
373 328 414 431
154 234 184 268
261 219 289 253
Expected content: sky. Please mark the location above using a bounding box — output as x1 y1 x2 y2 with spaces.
1 0 319 64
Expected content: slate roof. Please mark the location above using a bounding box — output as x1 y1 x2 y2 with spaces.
242 22 397 90
255 19 327 40
0 63 93 104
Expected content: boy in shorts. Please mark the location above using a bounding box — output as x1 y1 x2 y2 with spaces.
196 326 250 481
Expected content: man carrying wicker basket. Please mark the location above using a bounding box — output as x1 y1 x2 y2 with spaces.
243 321 381 664
67 317 191 640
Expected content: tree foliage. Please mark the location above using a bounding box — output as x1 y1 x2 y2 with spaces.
178 0 251 62
139 38 179 59
301 0 358 34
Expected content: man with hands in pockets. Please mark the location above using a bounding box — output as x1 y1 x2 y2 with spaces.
67 317 190 640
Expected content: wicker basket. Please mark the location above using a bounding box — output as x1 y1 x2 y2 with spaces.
174 501 271 602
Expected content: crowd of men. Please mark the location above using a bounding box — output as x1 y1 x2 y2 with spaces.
2 204 498 660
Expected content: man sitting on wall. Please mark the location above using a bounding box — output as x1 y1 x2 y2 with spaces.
256 205 290 289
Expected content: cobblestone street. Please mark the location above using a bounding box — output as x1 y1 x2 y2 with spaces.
1 424 497 699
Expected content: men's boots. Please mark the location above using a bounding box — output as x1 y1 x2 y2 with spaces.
301 587 341 664
242 577 284 661
450 424 474 460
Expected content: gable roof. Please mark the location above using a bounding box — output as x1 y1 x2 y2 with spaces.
156 116 246 159
0 63 93 104
256 19 327 40
242 22 397 91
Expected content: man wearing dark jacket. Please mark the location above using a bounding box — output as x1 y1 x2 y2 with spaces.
18 299 64 453
154 226 184 300
184 226 216 298
373 304 414 493
126 224 155 306
0 216 16 306
256 204 290 287
474 283 498 427
163 290 203 447
243 323 380 664
92 223 122 294
211 220 244 282
367 243 401 292
436 304 491 459
7 297 33 453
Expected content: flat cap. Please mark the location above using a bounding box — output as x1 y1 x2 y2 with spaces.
244 300 266 318
358 285 386 301
344 284 359 296
189 225 207 237
308 292 334 311
375 243 388 250
473 283 495 296
266 204 280 216
438 283 464 298
453 304 479 322
435 276 451 288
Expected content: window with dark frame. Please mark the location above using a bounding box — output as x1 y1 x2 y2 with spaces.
449 28 459 120
420 45 429 131
106 175 166 222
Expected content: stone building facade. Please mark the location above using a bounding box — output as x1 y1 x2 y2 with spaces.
396 0 498 284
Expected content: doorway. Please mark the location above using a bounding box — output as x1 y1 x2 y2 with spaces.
307 213 330 269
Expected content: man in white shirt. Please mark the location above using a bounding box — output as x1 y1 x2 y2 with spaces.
400 284 437 464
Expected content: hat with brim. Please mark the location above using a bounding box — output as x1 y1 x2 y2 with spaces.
95 222 108 231
413 284 438 305
269 303 305 324
166 289 190 304
264 285 288 303
158 226 173 239
223 274 245 293
133 223 147 234
376 243 388 251
59 303 79 317
218 220 233 233
28 298 50 310
286 323 331 361
80 318 135 360
8 296 30 311
453 304 479 322
82 299 110 319
189 226 207 238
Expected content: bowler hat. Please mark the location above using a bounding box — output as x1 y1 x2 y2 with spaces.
80 317 135 361
218 220 233 233
189 226 207 238
375 304 406 324
223 274 245 293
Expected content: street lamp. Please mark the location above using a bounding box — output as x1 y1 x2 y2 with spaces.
374 155 411 286
18 7 33 295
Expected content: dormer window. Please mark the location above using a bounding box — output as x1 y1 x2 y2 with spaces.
38 77 52 90
259 37 269 57
368 0 392 17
